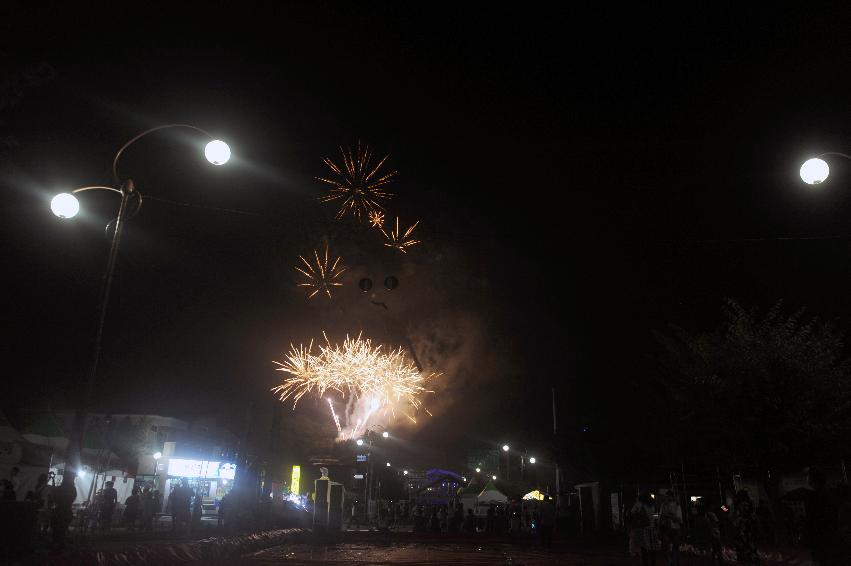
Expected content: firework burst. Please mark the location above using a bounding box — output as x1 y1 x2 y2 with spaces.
368 209 385 228
381 216 421 253
271 333 438 434
295 245 347 299
317 141 395 221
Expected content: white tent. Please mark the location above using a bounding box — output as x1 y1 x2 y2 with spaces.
477 481 508 504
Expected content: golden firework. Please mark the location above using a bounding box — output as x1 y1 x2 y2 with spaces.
381 216 421 253
271 333 438 430
368 209 385 228
295 245 347 299
317 141 395 221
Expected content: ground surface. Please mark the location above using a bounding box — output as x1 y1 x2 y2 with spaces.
247 541 635 565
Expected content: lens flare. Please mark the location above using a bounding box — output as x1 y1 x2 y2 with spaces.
295 244 347 299
317 142 395 221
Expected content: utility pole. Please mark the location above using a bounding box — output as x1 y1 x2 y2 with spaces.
552 388 561 505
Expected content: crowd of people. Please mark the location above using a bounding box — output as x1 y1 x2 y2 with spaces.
346 496 557 546
626 474 851 566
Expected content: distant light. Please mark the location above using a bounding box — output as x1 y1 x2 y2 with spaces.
502 444 509 452
463 477 467 482
690 496 702 502
475 467 481 473
205 139 231 165
529 457 536 464
650 493 656 499
721 505 729 512
492 475 497 480
382 431 389 438
222 479 228 485
153 451 162 460
403 470 408 475
386 462 391 467
51 193 80 218
356 439 364 446
800 157 829 185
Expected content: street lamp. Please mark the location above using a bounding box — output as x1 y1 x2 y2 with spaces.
502 444 510 452
800 153 850 185
382 431 389 438
529 457 536 464
475 467 481 473
356 439 364 446
51 124 230 495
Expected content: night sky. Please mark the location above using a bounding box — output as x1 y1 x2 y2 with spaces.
2 5 851 470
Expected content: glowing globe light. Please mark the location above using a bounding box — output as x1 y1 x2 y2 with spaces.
382 431 389 438
153 451 162 460
529 457 536 464
475 467 481 473
205 139 231 165
502 444 509 452
386 462 391 467
51 193 80 218
492 475 497 480
800 158 829 185
403 470 408 475
356 439 364 446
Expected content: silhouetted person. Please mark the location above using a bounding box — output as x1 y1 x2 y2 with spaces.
140 486 155 531
171 479 193 535
630 491 657 566
100 480 118 530
124 487 141 531
463 508 476 533
659 490 683 565
49 479 77 550
486 505 495 532
192 491 203 531
8 466 20 498
732 490 759 565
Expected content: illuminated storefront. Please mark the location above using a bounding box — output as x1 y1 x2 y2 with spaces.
164 458 237 503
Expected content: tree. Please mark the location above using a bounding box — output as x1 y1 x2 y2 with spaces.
655 299 851 473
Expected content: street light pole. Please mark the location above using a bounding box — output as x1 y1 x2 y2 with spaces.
52 124 230 499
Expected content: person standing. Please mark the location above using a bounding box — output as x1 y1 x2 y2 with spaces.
659 490 683 566
191 491 203 531
731 490 760 565
140 486 155 531
100 480 118 531
630 492 658 566
48 479 77 551
124 487 141 531
538 496 556 548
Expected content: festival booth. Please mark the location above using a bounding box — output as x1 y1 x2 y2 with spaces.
475 480 508 516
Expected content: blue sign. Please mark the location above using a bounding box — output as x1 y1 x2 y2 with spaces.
356 454 368 462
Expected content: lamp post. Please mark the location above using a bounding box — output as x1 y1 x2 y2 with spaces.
357 425 388 522
799 153 851 185
51 124 230 501
502 444 510 481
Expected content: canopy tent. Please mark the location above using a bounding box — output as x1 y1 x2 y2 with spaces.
477 480 508 504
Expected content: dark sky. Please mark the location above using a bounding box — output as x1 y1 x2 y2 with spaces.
2 4 851 469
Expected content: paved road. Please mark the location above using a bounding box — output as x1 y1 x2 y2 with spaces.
247 541 637 565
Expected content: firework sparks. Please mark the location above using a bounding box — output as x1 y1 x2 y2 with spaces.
381 216 421 253
295 245 347 299
327 398 342 434
368 209 385 228
317 141 395 221
271 333 438 434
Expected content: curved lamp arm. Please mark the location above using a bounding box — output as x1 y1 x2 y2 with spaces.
71 185 123 195
112 124 214 182
817 152 851 161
